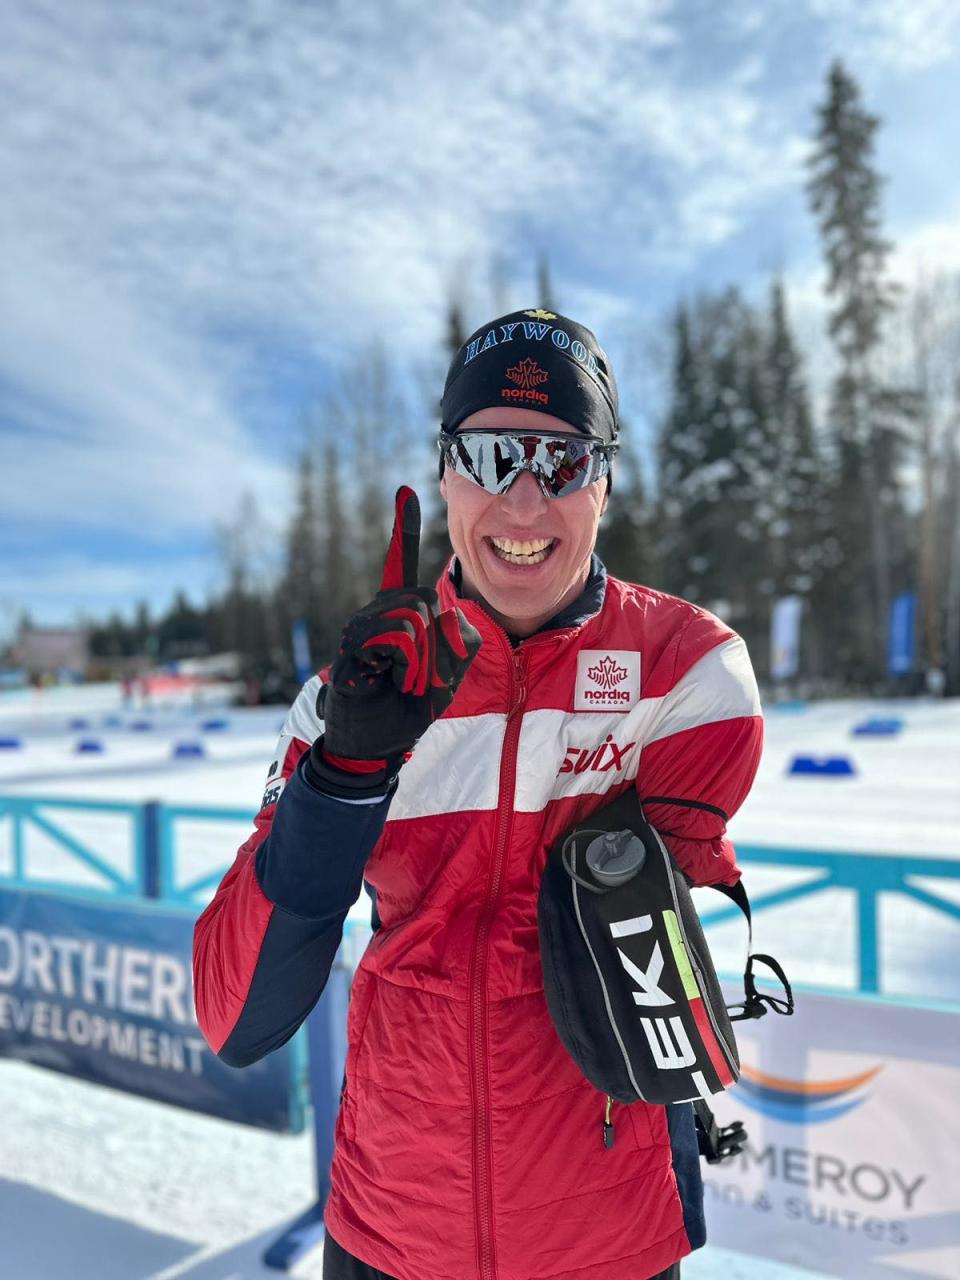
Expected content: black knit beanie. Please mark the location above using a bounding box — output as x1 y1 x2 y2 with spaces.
441 308 619 443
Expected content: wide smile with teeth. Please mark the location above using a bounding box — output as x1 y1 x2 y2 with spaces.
488 536 556 565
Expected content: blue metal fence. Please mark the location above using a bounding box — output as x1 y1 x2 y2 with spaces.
701 844 960 994
155 803 254 904
0 795 254 906
0 794 149 900
3 794 959 1000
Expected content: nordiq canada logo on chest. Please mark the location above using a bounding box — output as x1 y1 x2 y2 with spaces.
575 649 641 712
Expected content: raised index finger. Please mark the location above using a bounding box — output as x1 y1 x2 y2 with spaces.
380 485 421 591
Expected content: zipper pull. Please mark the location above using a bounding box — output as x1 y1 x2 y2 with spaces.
512 651 527 713
602 1095 615 1150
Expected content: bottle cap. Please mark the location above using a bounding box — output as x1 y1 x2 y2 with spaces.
585 829 646 887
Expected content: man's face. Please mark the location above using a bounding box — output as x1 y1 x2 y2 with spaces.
439 407 608 638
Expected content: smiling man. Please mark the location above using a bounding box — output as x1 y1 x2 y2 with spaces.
194 309 764 1280
439 406 609 637
437 310 619 643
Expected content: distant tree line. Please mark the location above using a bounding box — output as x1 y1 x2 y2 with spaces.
85 61 960 697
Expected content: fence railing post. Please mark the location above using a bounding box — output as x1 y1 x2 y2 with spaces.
142 801 162 900
12 807 24 883
857 885 880 993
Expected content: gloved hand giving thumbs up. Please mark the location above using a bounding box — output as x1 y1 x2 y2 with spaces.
308 486 482 799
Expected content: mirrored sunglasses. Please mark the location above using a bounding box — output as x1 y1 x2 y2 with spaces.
438 430 616 498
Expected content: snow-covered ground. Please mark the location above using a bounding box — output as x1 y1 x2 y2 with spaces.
1 685 957 1279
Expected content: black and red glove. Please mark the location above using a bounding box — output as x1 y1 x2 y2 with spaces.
308 486 481 799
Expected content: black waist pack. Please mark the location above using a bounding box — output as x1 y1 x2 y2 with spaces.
538 788 793 1106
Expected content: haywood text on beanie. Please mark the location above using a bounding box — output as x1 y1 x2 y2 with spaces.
441 308 619 444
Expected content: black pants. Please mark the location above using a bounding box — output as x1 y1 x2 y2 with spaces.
322 1230 680 1279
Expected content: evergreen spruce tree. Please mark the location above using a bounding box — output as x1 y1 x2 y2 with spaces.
132 602 152 657
283 446 325 658
537 253 557 313
214 491 273 682
656 303 707 598
318 433 352 661
346 345 394 597
764 279 827 673
766 280 820 586
595 431 652 584
421 298 466 584
807 60 906 681
656 290 795 667
446 297 467 363
158 592 207 659
694 290 772 648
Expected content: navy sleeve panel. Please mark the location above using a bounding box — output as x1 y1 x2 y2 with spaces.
217 906 345 1068
217 757 391 1069
255 754 392 918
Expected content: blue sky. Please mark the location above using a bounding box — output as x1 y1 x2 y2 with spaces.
2 0 960 635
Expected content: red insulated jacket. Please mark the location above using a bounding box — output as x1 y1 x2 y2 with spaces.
195 559 762 1280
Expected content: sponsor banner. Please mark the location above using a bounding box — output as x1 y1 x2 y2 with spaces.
0 887 305 1133
705 986 960 1278
888 592 917 676
770 595 803 680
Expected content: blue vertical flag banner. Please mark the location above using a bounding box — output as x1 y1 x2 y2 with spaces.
0 887 306 1133
291 617 313 686
887 593 916 676
770 596 803 680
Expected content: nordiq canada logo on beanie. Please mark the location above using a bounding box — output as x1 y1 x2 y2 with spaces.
502 357 549 407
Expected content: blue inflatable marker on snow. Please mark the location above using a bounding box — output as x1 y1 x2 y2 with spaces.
173 741 206 760
788 755 856 777
0 736 23 750
129 720 153 732
852 718 904 737
76 739 105 754
68 717 90 731
200 718 229 732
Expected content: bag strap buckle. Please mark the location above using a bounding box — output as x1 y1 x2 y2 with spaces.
693 1099 748 1164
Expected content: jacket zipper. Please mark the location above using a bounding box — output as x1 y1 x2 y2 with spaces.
470 640 527 1280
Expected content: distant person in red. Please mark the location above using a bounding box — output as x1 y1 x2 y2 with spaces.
194 310 763 1279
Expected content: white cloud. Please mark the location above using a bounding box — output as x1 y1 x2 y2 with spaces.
0 0 818 610
0 237 290 538
2 0 959 626
0 0 806 357
890 206 960 279
808 0 960 74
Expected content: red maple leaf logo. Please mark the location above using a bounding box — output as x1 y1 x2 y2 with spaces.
505 357 549 391
587 655 628 690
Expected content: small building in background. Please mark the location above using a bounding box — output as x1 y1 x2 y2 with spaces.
13 626 89 682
